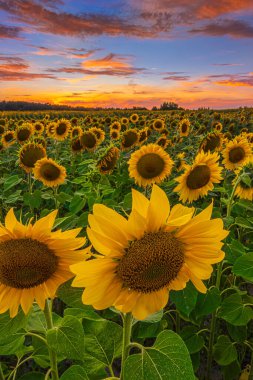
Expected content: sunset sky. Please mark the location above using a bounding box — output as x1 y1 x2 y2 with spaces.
0 0 253 109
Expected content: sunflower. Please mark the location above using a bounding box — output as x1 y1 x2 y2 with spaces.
138 128 148 145
179 119 190 137
121 129 139 151
110 129 120 140
0 208 87 317
153 119 165 132
200 133 222 153
174 151 222 203
222 137 252 170
89 127 105 144
46 122 57 138
128 144 173 187
33 122 44 135
2 131 15 147
71 126 83 139
121 117 129 126
213 122 223 132
33 136 47 148
53 119 71 141
175 153 187 172
15 124 33 144
19 142 46 173
110 121 121 131
71 185 228 320
33 158 66 187
156 136 169 149
130 113 139 123
97 146 120 174
233 160 253 201
71 137 84 153
0 124 6 136
80 131 98 152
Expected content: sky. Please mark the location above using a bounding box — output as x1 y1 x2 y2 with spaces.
0 0 253 109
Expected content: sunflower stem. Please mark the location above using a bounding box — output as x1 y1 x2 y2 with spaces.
53 186 58 210
0 363 4 380
27 172 32 195
120 312 132 380
44 299 59 380
226 174 242 218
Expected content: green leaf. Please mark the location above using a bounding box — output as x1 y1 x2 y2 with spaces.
227 323 247 343
123 330 195 380
235 217 253 229
58 279 84 308
47 315 85 360
19 373 45 380
195 287 221 317
180 327 204 354
0 334 25 355
236 199 253 212
4 175 22 192
218 293 253 326
23 190 42 209
170 282 198 316
221 360 241 380
233 253 253 282
69 194 86 214
213 335 237 365
61 365 89 380
0 309 27 338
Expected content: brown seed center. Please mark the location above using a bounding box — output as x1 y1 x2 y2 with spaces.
186 164 211 190
117 232 184 292
0 238 58 288
137 153 165 179
229 147 245 163
40 163 61 181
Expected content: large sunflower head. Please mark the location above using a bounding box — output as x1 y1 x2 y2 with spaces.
179 119 190 137
174 151 223 203
15 124 33 144
80 131 98 152
19 142 47 173
130 113 139 123
233 159 253 201
53 119 71 141
71 137 84 153
153 118 165 132
2 130 15 147
121 129 139 151
0 208 87 317
110 121 121 131
222 137 252 170
128 143 174 187
33 157 66 187
71 185 228 320
200 133 222 153
97 146 120 174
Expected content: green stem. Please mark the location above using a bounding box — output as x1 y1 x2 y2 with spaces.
53 186 58 210
0 363 4 380
226 174 242 218
44 300 59 380
27 172 32 195
120 313 132 380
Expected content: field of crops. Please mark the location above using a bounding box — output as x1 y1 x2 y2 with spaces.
0 109 252 380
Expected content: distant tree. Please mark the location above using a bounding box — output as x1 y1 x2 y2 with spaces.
152 106 158 111
159 101 181 110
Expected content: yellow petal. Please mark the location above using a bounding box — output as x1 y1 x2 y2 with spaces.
146 185 170 232
131 188 149 218
166 204 194 228
31 210 58 239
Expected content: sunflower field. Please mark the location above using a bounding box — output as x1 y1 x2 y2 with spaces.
0 109 252 380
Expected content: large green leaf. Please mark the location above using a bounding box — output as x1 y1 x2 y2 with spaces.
58 279 84 308
195 287 221 317
0 334 25 355
233 253 253 282
47 315 85 360
218 293 253 326
123 330 195 380
61 365 89 380
0 309 27 338
213 335 237 365
170 282 198 316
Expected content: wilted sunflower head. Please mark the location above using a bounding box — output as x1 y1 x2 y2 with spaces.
200 133 222 153
80 131 98 152
179 119 190 136
128 143 174 187
174 151 222 203
222 137 252 170
2 130 15 147
53 119 71 141
110 129 120 140
153 118 165 131
19 142 47 173
97 146 120 174
121 129 139 151
130 113 139 123
33 157 66 187
34 122 44 134
71 137 84 153
15 124 33 144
